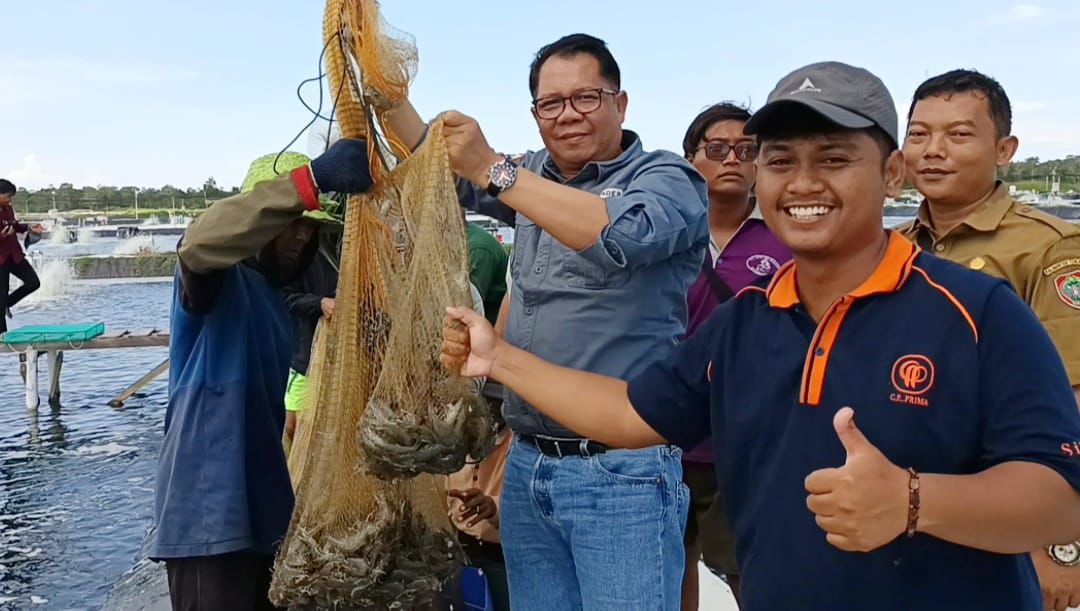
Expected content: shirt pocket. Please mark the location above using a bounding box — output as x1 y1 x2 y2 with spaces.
509 216 536 281
558 242 631 289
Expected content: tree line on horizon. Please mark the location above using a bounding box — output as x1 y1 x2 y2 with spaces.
6 155 1080 215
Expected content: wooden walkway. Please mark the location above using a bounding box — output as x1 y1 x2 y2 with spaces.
1 329 169 409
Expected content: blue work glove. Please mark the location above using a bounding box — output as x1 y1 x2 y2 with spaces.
310 138 374 195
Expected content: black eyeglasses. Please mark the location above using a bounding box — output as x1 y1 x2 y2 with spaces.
532 88 619 120
695 140 759 161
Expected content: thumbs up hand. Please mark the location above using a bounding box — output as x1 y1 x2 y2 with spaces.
804 407 910 552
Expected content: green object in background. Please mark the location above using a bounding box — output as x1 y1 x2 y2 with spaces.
2 323 106 344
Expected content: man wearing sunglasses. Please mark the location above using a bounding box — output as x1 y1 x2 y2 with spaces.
678 103 791 609
383 32 708 610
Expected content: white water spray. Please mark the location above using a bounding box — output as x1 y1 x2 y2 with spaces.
19 258 74 304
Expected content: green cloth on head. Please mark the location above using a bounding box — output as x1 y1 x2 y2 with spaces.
241 152 342 225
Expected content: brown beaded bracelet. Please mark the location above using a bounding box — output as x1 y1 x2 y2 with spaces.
905 467 921 538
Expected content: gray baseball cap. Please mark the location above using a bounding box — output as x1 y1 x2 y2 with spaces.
744 61 898 147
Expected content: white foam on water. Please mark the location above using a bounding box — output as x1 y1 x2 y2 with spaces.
112 235 157 256
71 442 138 457
8 548 44 559
30 595 48 604
76 227 96 244
49 226 70 244
19 258 74 304
0 597 16 604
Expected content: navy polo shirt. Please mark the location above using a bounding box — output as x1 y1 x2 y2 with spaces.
628 231 1080 611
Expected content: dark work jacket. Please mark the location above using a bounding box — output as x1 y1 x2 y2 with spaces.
283 242 339 375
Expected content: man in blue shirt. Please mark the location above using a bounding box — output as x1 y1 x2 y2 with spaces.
440 62 1080 611
388 33 708 609
149 140 372 611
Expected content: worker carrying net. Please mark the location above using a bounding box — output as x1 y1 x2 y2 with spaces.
269 0 494 607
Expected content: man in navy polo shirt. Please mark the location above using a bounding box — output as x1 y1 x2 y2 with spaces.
678 101 791 609
440 62 1080 611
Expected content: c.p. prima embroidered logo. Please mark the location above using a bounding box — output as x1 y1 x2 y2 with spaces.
890 354 935 407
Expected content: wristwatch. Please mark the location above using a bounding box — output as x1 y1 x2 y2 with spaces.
486 155 518 198
1047 541 1080 567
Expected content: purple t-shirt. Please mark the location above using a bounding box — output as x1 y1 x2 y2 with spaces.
683 218 791 463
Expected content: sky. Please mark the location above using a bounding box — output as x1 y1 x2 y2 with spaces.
3 0 1079 191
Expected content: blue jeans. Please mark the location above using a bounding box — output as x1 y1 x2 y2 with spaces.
500 438 688 610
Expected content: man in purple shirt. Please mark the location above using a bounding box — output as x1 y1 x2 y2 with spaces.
678 104 791 609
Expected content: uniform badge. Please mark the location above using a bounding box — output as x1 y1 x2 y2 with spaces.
1044 258 1080 276
746 254 781 276
1055 270 1080 310
969 257 986 271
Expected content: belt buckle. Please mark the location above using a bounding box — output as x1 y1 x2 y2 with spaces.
555 439 564 458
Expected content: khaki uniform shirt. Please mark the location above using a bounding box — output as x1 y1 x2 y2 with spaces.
898 182 1080 385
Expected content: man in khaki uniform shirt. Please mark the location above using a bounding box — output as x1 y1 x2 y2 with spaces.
899 69 1080 611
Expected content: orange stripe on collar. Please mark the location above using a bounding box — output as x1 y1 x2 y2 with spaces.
767 231 920 308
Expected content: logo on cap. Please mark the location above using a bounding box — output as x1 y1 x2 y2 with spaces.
791 77 821 95
890 354 934 407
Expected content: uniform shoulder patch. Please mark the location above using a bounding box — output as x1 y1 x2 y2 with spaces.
1055 270 1080 310
1045 258 1080 277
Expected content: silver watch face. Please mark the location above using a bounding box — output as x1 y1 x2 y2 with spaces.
1051 543 1080 566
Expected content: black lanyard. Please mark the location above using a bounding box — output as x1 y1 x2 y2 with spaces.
701 254 735 302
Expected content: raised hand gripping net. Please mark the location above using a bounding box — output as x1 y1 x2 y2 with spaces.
269 0 493 607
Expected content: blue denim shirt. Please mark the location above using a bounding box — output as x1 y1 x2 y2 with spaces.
460 131 709 437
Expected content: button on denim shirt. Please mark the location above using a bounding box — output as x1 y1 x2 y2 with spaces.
460 131 709 437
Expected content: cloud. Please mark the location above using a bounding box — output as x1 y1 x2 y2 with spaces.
4 154 110 190
9 58 202 85
0 59 202 110
6 155 59 188
1012 4 1045 18
988 4 1045 23
1013 115 1080 160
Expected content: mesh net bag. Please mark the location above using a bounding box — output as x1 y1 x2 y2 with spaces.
357 129 496 480
269 0 493 607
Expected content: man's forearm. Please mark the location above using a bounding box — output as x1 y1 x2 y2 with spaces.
382 101 428 153
178 174 304 274
917 461 1080 553
491 340 664 448
494 294 510 337
498 170 610 251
